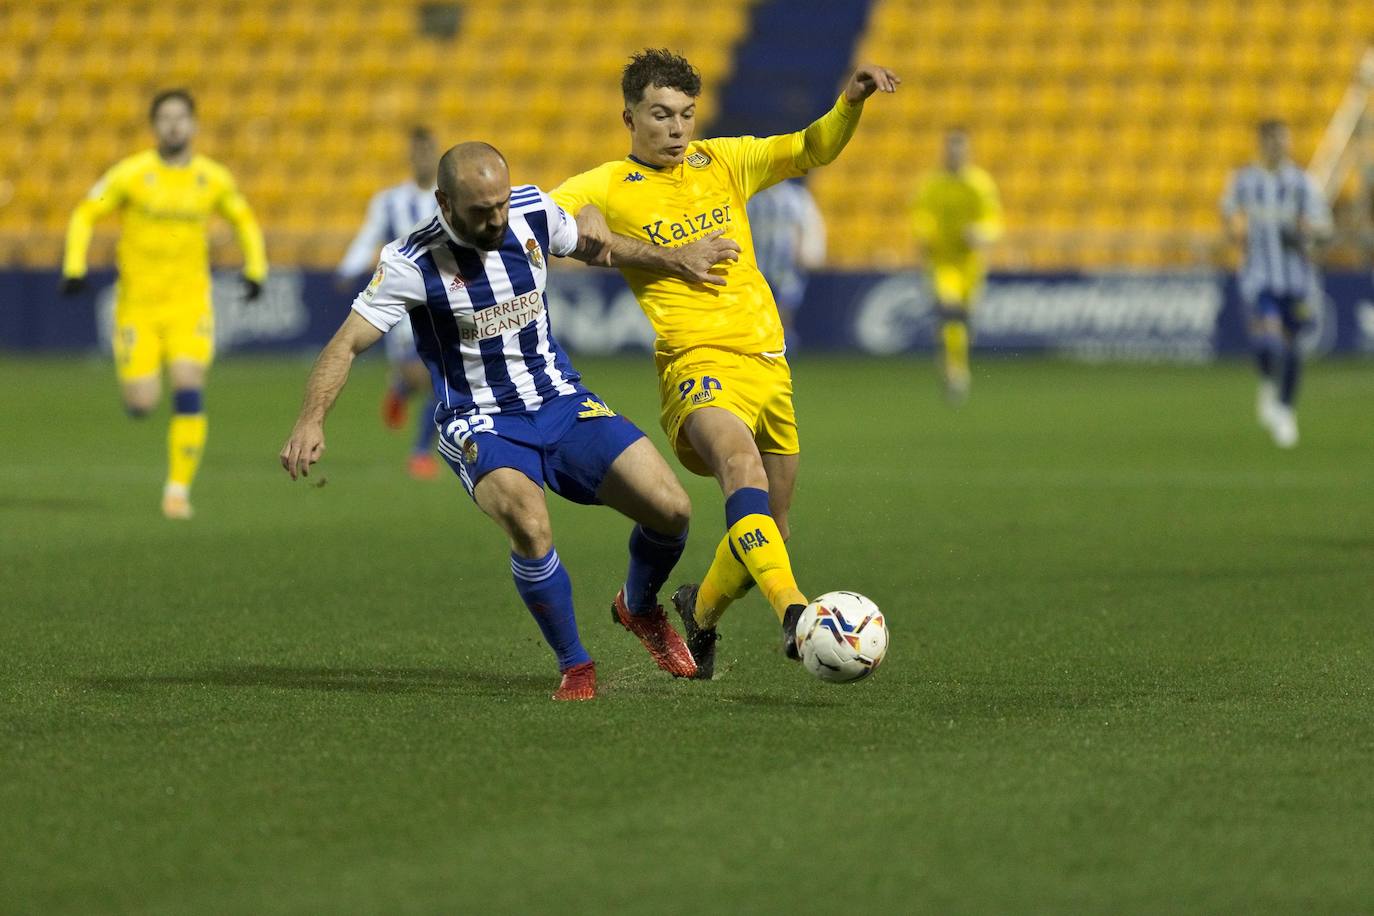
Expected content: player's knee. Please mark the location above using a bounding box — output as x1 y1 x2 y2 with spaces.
507 510 553 557
658 483 692 536
719 451 767 491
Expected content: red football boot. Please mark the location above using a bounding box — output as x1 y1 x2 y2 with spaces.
611 589 698 678
407 452 440 480
552 661 597 701
381 387 408 430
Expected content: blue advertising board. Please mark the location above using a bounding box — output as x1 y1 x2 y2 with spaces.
3 268 1372 359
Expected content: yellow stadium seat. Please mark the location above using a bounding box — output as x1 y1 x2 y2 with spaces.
5 0 1370 271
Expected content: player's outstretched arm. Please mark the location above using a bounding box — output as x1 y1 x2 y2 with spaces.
793 64 901 173
843 64 901 104
280 312 383 480
608 229 741 287
566 204 739 285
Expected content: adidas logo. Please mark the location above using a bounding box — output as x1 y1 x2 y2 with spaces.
448 275 466 292
623 171 646 182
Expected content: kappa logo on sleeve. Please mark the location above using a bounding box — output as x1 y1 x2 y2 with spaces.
623 171 646 182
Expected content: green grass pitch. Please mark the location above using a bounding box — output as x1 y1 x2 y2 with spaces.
2 353 1372 914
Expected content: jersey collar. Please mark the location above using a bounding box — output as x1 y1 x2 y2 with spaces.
627 153 668 172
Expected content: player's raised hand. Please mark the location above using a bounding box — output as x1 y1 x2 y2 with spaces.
280 420 326 481
242 275 263 300
671 230 741 287
573 205 614 267
844 65 901 103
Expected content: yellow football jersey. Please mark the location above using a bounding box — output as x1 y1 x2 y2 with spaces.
64 150 266 306
554 135 807 357
910 165 1003 263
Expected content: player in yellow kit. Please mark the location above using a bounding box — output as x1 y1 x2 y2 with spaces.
554 49 899 677
911 127 1002 403
62 89 267 519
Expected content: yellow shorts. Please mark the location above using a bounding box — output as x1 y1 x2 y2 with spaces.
656 346 799 477
113 300 215 382
931 258 986 309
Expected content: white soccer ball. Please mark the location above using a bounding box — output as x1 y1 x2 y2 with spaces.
795 591 888 683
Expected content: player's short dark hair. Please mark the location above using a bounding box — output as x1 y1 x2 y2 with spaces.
150 88 195 121
621 49 702 106
1258 118 1288 136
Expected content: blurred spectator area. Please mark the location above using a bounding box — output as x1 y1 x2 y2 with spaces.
818 0 1374 269
0 0 1370 271
0 0 753 270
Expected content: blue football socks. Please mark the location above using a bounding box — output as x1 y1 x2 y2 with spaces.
510 548 590 671
624 525 688 614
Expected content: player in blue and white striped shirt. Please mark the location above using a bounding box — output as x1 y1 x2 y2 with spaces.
282 142 702 699
1221 120 1331 448
336 127 443 478
746 178 825 347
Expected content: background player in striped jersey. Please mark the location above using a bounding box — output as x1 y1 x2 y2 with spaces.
553 50 899 678
911 127 1002 403
745 178 826 348
61 89 267 520
335 126 443 480
280 142 704 700
1221 119 1332 448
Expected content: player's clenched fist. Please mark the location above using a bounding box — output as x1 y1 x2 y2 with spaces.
573 205 614 267
280 421 326 480
844 65 901 103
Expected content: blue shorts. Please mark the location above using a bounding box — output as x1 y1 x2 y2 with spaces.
1252 292 1311 334
434 392 645 505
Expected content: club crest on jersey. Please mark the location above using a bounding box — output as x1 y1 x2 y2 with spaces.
624 171 646 182
685 152 711 169
362 264 385 301
525 239 544 269
576 398 616 419
463 439 479 464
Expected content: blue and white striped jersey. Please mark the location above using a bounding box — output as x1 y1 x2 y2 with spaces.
1221 162 1330 301
745 179 825 309
336 181 440 279
352 184 585 418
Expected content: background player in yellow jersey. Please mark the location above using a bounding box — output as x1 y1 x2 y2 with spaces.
911 127 1002 403
554 49 899 677
61 89 267 519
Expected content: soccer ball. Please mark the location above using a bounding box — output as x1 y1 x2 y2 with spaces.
794 591 888 683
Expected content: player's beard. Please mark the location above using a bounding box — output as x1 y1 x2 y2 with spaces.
158 138 190 159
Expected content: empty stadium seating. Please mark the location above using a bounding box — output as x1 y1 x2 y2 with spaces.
0 1 1368 270
816 0 1373 268
0 0 753 269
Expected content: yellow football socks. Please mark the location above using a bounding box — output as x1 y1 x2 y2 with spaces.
703 487 807 624
167 412 207 490
943 319 970 378
695 533 756 629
